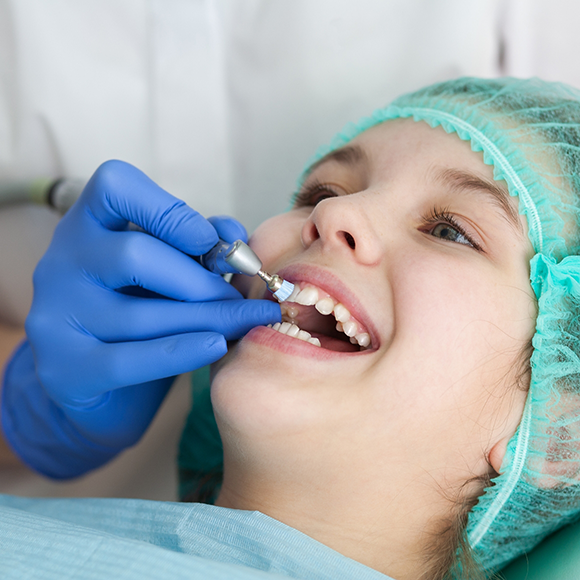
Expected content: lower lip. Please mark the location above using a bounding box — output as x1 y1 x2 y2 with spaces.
244 326 372 360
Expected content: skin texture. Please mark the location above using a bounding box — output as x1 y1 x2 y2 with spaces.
212 119 537 580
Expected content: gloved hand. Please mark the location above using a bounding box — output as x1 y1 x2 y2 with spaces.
1 160 280 478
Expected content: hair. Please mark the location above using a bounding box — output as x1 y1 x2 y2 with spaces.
423 473 493 580
180 468 223 505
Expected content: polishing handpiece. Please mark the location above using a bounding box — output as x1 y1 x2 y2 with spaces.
199 239 295 303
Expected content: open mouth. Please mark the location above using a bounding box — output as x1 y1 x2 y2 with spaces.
267 282 373 353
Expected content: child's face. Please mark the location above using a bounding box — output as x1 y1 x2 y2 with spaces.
212 119 537 497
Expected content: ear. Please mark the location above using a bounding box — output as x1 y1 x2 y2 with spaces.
488 437 510 475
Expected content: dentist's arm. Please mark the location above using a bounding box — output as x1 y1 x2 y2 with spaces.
0 160 280 478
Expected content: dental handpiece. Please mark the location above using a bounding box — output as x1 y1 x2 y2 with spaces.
199 239 295 302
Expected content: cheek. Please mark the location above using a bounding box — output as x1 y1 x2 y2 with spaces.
394 256 482 335
366 257 532 465
249 211 306 264
233 211 307 298
392 253 534 389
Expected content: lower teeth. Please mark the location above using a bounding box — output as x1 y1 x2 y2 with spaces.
268 323 321 347
269 300 372 350
267 322 368 350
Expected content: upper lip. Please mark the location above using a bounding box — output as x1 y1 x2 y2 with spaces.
269 262 381 350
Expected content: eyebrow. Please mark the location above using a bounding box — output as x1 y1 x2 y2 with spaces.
432 166 523 235
304 144 368 176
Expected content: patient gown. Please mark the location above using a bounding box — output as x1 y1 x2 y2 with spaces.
0 494 392 579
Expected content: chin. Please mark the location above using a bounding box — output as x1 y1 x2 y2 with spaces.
211 341 286 437
210 335 335 442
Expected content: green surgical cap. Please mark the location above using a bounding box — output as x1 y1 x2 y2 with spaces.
300 77 580 575
179 77 580 576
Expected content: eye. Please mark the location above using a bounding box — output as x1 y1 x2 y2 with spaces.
431 223 472 246
293 181 340 208
422 207 481 251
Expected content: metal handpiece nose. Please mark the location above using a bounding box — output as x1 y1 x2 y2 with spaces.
199 239 294 302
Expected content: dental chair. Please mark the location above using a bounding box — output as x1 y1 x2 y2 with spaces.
500 518 580 579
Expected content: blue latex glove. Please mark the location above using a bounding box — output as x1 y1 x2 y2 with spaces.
1 160 280 478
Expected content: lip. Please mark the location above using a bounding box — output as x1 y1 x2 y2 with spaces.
260 262 381 352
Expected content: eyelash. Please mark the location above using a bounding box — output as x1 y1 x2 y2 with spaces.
294 181 481 252
421 206 481 251
292 179 340 208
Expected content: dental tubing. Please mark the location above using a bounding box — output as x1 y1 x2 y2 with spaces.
200 239 294 302
0 177 85 214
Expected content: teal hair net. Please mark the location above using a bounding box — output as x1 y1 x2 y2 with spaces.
179 77 580 576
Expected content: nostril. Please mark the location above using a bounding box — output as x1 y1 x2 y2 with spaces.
302 220 320 247
342 232 356 249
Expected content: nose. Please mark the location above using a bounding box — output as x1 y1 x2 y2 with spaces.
300 194 383 265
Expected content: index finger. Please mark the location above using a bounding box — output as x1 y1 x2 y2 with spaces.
77 160 219 256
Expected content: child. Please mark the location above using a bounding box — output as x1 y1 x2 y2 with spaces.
179 77 580 580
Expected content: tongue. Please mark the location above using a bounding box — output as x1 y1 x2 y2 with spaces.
289 305 341 336
310 332 359 353
284 304 360 352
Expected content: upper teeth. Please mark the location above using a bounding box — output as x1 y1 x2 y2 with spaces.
268 282 371 349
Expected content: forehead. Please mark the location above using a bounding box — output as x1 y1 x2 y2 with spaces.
348 118 492 178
